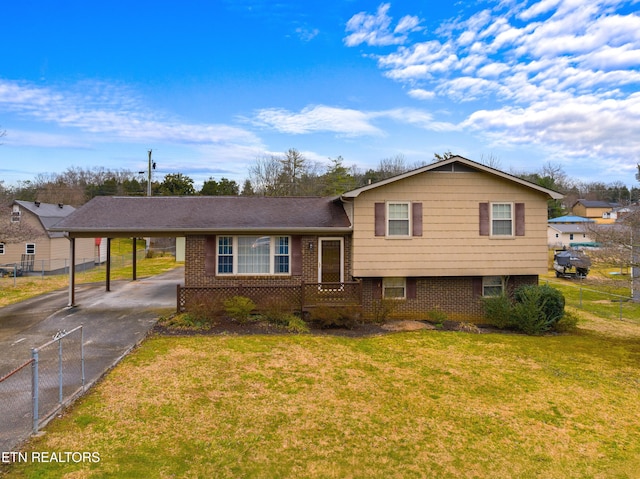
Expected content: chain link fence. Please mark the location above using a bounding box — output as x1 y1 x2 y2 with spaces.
0 325 84 452
544 278 634 322
0 359 34 452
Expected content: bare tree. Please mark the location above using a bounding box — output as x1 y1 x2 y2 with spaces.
249 154 287 196
378 154 409 179
587 210 640 302
479 153 502 170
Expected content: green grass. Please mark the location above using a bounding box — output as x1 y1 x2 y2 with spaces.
4 326 640 478
0 239 180 307
3 258 640 477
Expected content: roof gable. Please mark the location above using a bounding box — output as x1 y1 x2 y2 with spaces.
341 156 564 200
14 200 76 238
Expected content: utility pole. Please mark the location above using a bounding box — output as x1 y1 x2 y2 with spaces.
145 149 156 253
147 149 153 196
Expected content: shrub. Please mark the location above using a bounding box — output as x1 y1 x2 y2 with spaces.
482 294 514 329
512 284 566 335
260 297 297 326
159 313 212 330
482 285 567 335
370 298 400 323
284 314 310 333
515 284 565 326
310 305 361 329
555 310 579 333
224 296 256 323
427 309 447 325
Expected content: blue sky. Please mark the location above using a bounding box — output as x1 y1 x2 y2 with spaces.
1 0 639 189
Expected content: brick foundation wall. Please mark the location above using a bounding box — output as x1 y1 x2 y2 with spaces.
361 275 538 322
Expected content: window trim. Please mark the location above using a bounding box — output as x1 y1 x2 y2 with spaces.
386 201 411 238
383 277 407 299
25 243 36 255
216 235 291 276
0 242 5 255
490 202 514 237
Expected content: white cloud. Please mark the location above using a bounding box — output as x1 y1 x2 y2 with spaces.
408 88 436 100
0 79 263 148
251 105 384 136
344 3 422 47
346 0 640 166
251 104 457 136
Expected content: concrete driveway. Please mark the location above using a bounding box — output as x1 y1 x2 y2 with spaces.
0 267 183 451
0 266 183 377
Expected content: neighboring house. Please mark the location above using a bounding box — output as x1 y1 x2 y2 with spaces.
1 200 101 274
547 215 596 248
51 156 563 320
571 200 617 224
603 206 632 222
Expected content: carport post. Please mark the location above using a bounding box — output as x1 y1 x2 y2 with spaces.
67 236 76 307
132 237 137 281
106 238 111 292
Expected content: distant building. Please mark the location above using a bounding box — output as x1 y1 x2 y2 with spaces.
1 200 103 275
547 215 596 248
571 200 618 224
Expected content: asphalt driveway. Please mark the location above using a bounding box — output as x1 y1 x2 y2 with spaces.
0 267 183 451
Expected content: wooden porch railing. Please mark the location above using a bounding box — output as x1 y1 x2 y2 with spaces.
177 281 362 313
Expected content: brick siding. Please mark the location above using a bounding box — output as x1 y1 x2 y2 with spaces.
361 275 538 322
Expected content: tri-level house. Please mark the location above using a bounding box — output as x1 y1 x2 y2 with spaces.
52 156 563 320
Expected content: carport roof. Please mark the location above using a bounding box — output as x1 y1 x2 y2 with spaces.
50 196 352 237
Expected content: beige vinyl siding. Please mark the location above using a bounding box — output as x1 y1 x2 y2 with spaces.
351 170 550 277
2 209 98 271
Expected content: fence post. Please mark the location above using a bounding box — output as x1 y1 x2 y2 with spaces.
58 337 63 405
81 325 86 391
31 348 39 433
579 285 583 308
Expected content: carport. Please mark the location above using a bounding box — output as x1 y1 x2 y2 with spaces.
49 196 195 307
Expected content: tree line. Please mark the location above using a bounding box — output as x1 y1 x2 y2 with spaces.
1 149 638 213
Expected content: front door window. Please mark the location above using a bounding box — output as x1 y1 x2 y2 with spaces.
319 238 343 284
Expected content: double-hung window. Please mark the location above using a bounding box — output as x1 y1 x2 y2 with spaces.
387 202 410 236
491 203 513 236
0 243 5 255
383 277 406 299
26 243 36 255
217 236 290 275
482 276 504 296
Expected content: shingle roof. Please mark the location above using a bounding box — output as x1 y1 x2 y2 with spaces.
573 199 616 208
14 200 76 238
51 196 352 237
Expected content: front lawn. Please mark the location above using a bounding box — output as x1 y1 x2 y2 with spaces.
5 325 640 478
